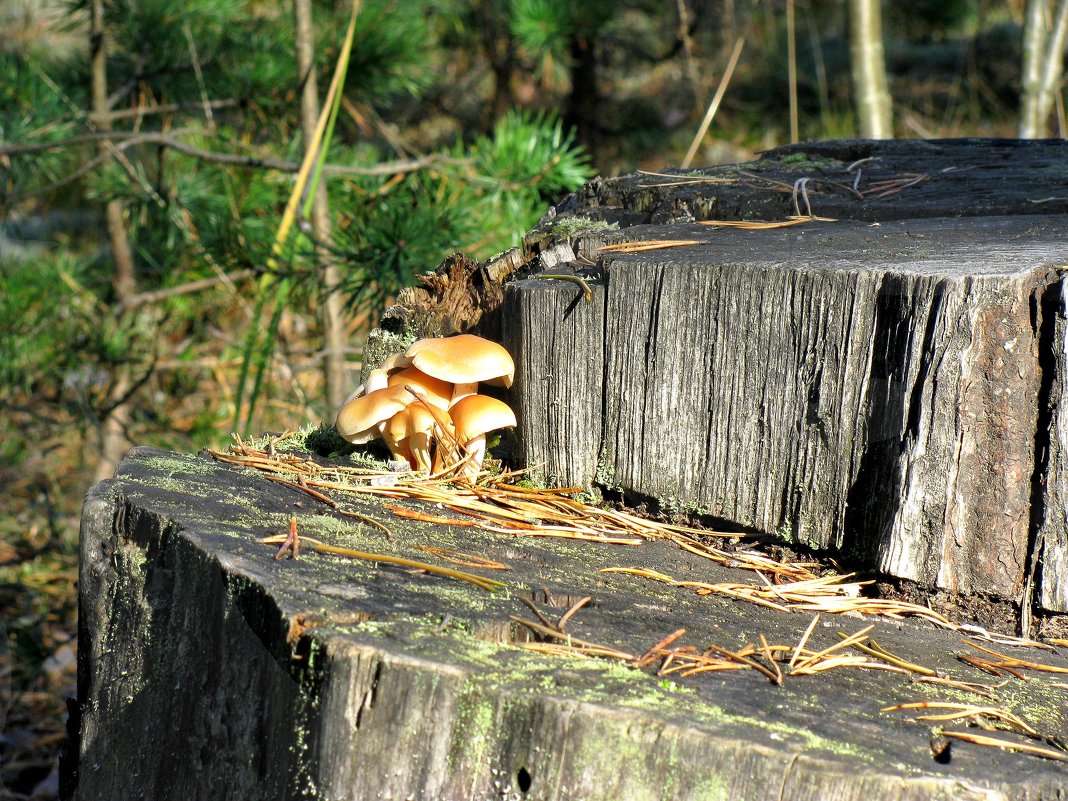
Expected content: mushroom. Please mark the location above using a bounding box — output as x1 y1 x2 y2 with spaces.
448 394 517 479
335 385 416 459
343 352 414 405
404 334 514 403
403 403 455 473
381 412 415 467
386 367 454 410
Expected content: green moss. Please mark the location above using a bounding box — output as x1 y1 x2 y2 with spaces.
593 456 622 494
304 424 355 458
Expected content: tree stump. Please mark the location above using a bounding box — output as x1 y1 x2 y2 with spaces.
70 447 1068 800
496 140 1068 612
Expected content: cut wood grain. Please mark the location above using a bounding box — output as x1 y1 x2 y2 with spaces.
501 140 1068 612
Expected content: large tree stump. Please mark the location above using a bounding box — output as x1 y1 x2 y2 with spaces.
71 447 1068 800
496 140 1068 612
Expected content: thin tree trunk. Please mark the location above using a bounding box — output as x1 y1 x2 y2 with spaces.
477 0 516 126
295 0 348 412
565 35 599 160
1021 0 1048 136
849 0 893 139
1039 0 1068 132
786 0 798 142
1022 0 1068 138
90 0 137 484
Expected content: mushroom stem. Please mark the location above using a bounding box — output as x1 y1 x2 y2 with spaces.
404 385 464 460
381 426 413 466
450 381 479 403
409 431 433 472
363 353 414 397
365 368 391 394
461 434 486 479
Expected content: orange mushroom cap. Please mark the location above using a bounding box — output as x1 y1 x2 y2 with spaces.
449 394 517 442
386 367 454 410
335 385 415 444
404 334 515 389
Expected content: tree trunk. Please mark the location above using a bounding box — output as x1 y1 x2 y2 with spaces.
1020 0 1048 136
565 34 599 160
72 445 1068 800
477 0 517 126
848 0 893 139
295 0 348 412
1021 0 1068 138
90 0 137 484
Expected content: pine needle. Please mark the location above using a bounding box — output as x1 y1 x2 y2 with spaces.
595 239 705 253
258 533 505 592
941 731 1068 762
698 215 835 229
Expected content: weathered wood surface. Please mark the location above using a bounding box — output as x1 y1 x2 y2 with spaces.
525 139 1068 237
72 447 1068 800
496 140 1068 612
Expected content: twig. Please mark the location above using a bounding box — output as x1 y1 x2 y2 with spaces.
117 269 255 313
0 130 463 177
682 36 745 169
274 516 301 559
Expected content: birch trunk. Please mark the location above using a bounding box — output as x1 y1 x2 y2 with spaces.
90 0 137 484
295 0 349 412
848 0 893 139
1020 0 1068 138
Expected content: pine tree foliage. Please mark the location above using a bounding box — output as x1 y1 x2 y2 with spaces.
0 0 594 449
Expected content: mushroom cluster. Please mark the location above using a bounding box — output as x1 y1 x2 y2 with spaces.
335 334 517 479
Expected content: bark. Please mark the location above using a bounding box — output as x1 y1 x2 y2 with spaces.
499 139 1068 612
70 445 1068 799
89 0 137 484
1036 0 1068 136
1020 0 1049 136
848 0 893 139
295 0 349 412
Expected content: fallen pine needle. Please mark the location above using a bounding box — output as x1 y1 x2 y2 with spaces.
882 702 1039 736
791 615 821 668
417 545 510 570
940 731 1068 762
963 641 1068 675
838 633 937 676
385 504 478 527
698 215 835 229
791 625 873 672
258 534 506 592
595 239 704 253
509 615 635 661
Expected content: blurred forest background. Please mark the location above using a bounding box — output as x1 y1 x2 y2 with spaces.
1 0 1066 797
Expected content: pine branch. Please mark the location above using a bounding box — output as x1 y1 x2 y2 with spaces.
116 269 257 314
0 130 465 176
